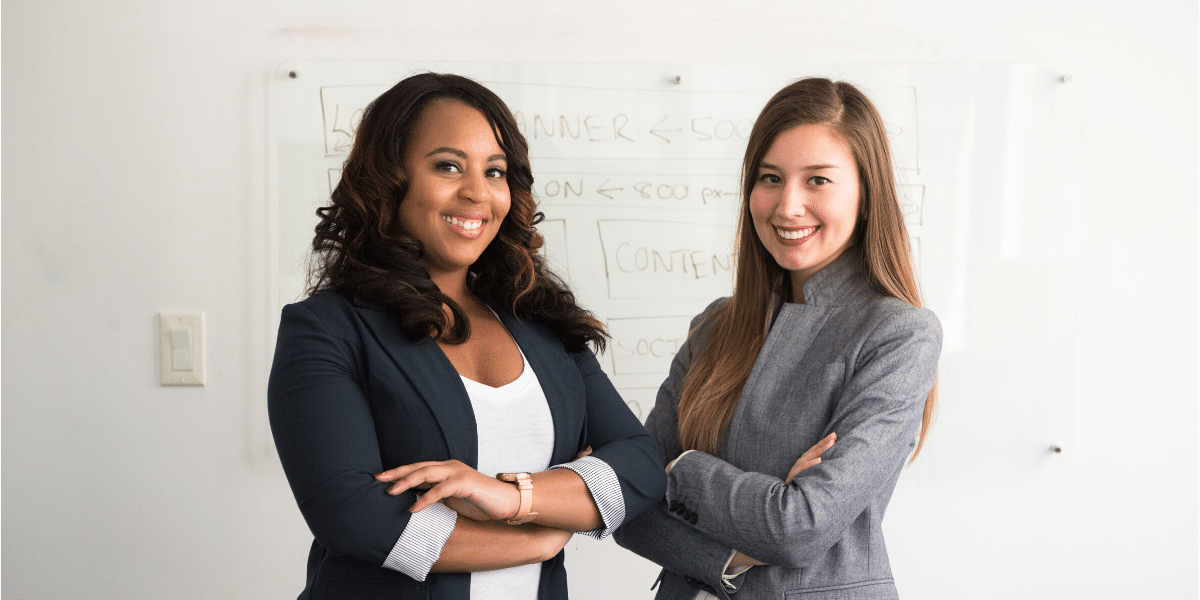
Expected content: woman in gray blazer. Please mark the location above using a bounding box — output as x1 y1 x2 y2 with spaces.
614 78 941 600
269 73 665 600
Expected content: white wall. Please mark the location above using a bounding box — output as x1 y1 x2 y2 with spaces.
3 1 1195 598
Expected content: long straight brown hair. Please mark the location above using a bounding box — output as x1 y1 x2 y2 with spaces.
676 78 938 461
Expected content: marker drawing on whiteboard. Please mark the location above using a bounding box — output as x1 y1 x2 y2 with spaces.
595 179 624 200
649 116 681 143
513 112 635 143
608 316 693 375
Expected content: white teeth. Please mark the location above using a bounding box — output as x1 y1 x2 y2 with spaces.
776 226 817 240
442 215 483 230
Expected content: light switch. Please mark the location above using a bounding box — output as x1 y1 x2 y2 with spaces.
170 328 193 370
160 313 204 386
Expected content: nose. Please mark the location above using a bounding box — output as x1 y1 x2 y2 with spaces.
458 169 492 204
778 181 808 218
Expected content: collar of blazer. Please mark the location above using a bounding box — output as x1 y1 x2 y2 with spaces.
346 293 584 468
795 246 872 308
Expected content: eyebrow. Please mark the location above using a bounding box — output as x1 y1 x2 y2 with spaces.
759 161 841 171
425 147 507 162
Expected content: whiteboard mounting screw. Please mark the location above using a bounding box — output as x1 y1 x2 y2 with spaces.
1060 74 1072 84
673 75 682 84
289 70 298 79
1050 445 1063 454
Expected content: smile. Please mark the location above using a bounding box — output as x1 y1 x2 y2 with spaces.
442 215 483 231
776 226 818 240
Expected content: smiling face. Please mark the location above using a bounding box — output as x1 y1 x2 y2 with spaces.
749 123 860 299
398 99 511 288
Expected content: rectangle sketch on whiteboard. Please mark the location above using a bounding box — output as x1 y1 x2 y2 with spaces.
537 218 570 287
613 386 660 424
900 183 926 226
597 220 735 300
275 61 1081 466
606 315 693 376
875 86 920 173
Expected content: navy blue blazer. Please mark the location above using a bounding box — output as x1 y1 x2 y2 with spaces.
268 291 666 600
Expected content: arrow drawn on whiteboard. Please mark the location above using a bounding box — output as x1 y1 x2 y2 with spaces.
596 179 624 199
650 116 681 143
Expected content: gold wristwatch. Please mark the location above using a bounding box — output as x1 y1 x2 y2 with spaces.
496 472 538 524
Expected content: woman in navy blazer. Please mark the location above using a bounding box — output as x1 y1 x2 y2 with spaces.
614 78 941 599
269 73 665 600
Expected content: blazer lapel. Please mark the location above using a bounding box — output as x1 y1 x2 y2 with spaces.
725 302 835 466
351 298 479 468
487 299 581 465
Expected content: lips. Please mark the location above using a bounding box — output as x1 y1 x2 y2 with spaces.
441 214 483 231
439 213 490 240
775 225 818 241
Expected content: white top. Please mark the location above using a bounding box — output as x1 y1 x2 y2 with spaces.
382 342 627 593
461 348 555 600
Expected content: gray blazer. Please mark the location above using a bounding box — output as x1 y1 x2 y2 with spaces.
614 249 941 600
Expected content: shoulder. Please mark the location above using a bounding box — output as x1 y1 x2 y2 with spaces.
857 294 941 337
279 290 366 341
844 295 942 371
688 296 730 332
286 289 353 314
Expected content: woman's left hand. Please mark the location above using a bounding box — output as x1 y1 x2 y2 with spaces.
785 432 836 481
726 432 838 570
375 460 521 521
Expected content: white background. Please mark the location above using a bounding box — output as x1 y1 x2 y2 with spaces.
3 1 1196 598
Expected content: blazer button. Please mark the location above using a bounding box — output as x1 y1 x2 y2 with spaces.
669 500 680 512
688 512 698 525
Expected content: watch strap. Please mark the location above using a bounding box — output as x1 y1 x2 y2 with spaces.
496 472 538 524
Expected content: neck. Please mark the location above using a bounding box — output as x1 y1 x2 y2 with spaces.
429 270 473 308
788 272 807 305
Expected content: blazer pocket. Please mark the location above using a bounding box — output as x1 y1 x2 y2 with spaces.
323 576 430 600
784 579 897 600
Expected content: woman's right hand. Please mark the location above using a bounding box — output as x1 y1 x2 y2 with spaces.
785 432 836 481
376 460 522 521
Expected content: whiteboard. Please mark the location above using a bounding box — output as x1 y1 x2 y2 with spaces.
274 60 1081 467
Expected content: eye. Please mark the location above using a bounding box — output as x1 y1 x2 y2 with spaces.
486 166 507 179
807 176 831 185
757 173 782 185
435 161 462 173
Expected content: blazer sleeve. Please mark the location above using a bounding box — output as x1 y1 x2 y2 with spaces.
267 301 419 568
661 307 942 569
570 346 668 529
612 305 738 589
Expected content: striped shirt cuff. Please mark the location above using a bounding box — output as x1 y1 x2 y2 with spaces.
550 455 624 540
721 550 753 591
382 500 457 581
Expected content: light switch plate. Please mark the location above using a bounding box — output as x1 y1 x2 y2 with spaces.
159 313 204 386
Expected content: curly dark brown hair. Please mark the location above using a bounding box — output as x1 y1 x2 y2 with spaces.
307 72 606 353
